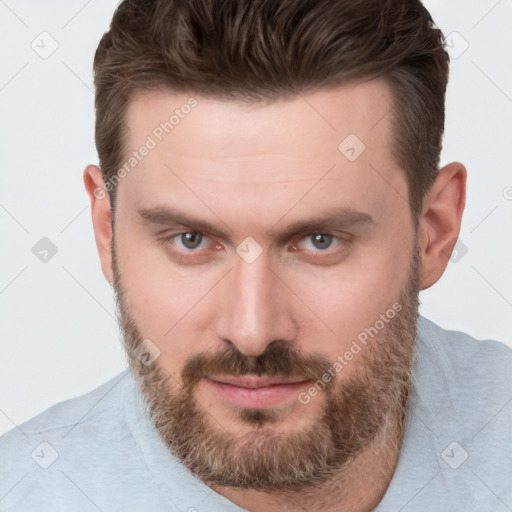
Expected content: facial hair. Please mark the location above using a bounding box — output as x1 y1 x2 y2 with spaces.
112 242 421 492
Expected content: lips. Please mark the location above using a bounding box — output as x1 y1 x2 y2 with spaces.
207 374 310 388
203 374 312 409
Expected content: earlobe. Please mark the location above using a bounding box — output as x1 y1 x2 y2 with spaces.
83 165 114 284
418 162 467 290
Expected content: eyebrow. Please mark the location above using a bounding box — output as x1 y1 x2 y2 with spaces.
136 205 374 239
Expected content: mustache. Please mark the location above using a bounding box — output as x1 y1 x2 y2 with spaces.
180 341 334 389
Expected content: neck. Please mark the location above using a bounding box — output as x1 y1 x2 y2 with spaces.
212 406 407 512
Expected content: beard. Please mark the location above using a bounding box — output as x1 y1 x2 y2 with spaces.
112 242 421 492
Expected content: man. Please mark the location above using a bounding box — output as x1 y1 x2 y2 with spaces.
1 0 511 510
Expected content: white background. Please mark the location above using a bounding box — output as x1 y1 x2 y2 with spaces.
0 0 511 436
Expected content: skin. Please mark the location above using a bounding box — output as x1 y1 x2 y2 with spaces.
84 78 466 511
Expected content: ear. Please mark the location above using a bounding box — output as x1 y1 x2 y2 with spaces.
418 162 467 290
83 165 114 285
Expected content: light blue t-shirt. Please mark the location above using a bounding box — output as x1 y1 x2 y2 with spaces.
1 316 511 511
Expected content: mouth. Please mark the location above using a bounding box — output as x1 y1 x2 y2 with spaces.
203 374 312 409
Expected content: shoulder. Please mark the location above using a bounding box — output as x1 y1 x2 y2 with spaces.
377 318 512 511
415 315 512 430
417 317 512 504
0 371 134 509
417 315 512 388
1 370 130 444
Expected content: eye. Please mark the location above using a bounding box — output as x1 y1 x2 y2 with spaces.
173 232 209 251
298 234 339 252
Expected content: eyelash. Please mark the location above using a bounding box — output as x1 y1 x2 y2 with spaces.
158 231 351 261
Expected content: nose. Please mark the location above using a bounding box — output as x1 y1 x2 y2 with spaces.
215 253 297 357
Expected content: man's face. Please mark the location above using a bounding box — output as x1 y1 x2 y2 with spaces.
111 79 421 489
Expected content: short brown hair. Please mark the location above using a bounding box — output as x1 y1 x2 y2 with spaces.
93 0 449 218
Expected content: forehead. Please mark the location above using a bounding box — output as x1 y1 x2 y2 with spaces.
117 79 407 230
124 78 395 165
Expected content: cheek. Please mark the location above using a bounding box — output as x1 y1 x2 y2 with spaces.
287 232 414 360
115 231 220 372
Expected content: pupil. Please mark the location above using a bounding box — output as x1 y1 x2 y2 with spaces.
182 232 202 249
312 234 332 250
